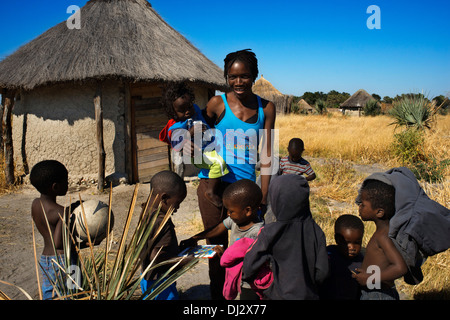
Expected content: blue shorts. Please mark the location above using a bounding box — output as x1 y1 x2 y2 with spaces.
140 277 179 300
39 255 66 300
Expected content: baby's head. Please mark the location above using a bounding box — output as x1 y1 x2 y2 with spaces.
150 170 187 214
222 179 262 227
30 160 69 196
358 179 396 221
334 214 364 259
287 138 304 162
162 82 195 122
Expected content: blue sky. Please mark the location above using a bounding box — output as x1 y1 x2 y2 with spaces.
0 0 449 98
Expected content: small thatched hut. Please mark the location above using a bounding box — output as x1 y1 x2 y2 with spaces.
0 0 226 185
340 89 376 116
296 99 314 114
252 75 293 114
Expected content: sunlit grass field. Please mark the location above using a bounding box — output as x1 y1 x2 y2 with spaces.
276 113 450 299
276 113 450 166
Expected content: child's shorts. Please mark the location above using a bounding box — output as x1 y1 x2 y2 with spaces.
193 150 229 179
39 255 66 300
140 277 179 300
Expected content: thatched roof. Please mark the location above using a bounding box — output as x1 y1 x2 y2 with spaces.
0 0 226 91
340 89 375 108
252 75 283 97
252 76 293 114
297 98 313 111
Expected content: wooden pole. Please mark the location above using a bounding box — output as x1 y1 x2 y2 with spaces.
0 88 4 153
94 83 106 191
2 90 15 185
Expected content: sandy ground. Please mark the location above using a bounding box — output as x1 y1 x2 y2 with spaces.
0 180 211 300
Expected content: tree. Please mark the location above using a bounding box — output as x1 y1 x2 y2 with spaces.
383 96 393 104
301 91 327 106
432 95 449 109
326 90 350 108
372 93 381 101
364 99 381 116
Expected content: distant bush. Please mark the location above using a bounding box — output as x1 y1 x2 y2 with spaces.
314 99 327 115
364 99 381 116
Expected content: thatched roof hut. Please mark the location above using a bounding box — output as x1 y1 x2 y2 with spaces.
252 75 283 97
0 0 225 90
0 0 226 184
340 89 376 116
297 99 314 114
252 75 293 114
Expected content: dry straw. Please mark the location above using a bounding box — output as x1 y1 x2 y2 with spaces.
0 0 226 91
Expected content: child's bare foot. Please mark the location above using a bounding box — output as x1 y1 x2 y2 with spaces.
204 191 222 208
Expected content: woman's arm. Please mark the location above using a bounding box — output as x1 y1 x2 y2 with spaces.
259 101 276 205
203 96 224 128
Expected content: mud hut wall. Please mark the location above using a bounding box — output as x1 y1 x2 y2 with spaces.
12 81 126 181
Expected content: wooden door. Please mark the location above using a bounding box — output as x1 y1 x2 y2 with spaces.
132 97 170 183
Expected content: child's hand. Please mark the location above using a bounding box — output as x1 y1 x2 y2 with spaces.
179 237 197 251
352 268 370 286
187 123 206 136
213 245 224 258
213 245 224 257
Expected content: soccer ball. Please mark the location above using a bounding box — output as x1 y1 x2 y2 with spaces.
73 200 114 244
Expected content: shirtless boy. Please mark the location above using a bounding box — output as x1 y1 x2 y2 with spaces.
353 179 408 300
30 160 71 299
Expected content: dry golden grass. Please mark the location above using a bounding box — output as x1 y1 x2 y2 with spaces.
276 113 450 166
277 113 450 299
0 154 22 195
276 113 395 164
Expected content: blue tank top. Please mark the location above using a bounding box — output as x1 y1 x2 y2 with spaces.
215 94 265 183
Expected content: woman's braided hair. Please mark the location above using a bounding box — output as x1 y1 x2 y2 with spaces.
223 49 259 82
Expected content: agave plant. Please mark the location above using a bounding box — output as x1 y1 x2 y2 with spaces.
388 95 439 131
314 99 327 115
0 184 199 300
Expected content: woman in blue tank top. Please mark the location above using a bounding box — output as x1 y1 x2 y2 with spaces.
194 49 276 300
206 49 276 204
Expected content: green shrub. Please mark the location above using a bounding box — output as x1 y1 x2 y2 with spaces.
364 99 381 116
391 129 426 165
409 158 450 183
314 99 327 115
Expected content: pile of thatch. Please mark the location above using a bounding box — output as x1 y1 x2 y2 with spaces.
253 76 293 114
0 0 226 91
